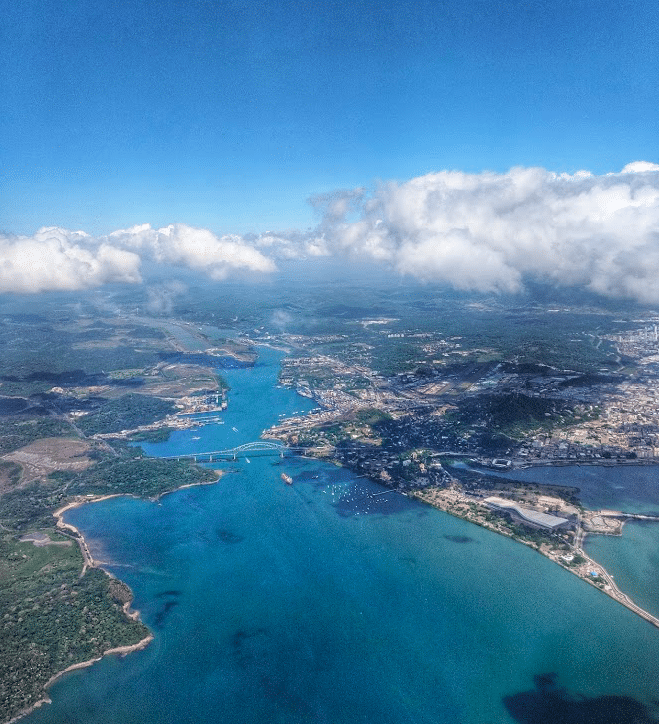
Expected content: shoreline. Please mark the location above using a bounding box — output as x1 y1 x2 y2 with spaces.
6 633 153 724
410 488 659 630
7 473 226 724
269 439 659 630
53 470 226 572
53 471 226 563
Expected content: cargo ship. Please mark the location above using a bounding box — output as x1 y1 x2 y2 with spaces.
281 473 293 485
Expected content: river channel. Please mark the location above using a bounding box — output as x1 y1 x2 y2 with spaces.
23 347 659 724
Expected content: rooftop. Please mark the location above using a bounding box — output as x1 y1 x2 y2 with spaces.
484 497 570 530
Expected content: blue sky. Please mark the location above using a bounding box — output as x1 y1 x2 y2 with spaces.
2 0 658 236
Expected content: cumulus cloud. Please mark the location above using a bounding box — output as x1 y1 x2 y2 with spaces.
6 163 659 304
314 163 659 302
0 223 277 293
108 223 277 279
0 227 142 293
620 161 659 174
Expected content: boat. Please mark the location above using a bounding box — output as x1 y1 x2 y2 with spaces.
281 473 293 485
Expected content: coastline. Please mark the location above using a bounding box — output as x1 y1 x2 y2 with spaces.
264 430 659 631
6 633 153 724
54 495 132 573
410 488 659 630
53 471 226 569
6 473 226 724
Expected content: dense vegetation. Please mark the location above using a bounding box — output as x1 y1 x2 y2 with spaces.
0 533 148 723
127 427 174 442
76 394 177 435
0 418 75 455
67 454 217 498
454 392 599 440
0 451 217 532
0 446 217 723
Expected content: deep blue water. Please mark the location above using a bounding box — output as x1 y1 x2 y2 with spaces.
23 349 659 723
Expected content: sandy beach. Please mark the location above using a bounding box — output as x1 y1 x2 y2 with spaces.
6 473 226 724
7 633 153 724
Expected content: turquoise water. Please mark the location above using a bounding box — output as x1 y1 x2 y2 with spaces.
23 349 659 723
482 463 659 629
586 522 659 620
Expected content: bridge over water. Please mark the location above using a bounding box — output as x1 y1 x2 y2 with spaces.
164 441 332 462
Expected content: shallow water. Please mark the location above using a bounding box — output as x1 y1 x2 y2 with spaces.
586 521 659 619
23 349 659 723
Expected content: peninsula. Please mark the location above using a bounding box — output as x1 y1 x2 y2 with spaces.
3 295 659 722
0 311 245 724
260 319 659 631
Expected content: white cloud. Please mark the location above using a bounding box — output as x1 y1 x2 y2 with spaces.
6 163 659 304
0 223 278 293
0 227 142 293
315 163 659 302
109 223 277 279
253 230 329 259
620 161 659 174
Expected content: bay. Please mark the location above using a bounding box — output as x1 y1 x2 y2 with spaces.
585 522 659 620
23 348 659 723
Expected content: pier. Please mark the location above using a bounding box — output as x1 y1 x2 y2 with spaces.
597 509 659 522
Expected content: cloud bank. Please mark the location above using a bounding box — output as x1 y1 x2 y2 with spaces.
315 162 659 302
3 163 659 303
0 224 276 293
0 227 142 293
109 224 277 280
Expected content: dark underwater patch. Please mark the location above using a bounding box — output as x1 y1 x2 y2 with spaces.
443 534 474 544
293 470 323 483
503 673 659 724
230 628 270 669
153 599 179 629
152 590 182 628
217 528 244 544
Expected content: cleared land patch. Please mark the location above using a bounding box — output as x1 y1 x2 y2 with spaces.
2 438 92 486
